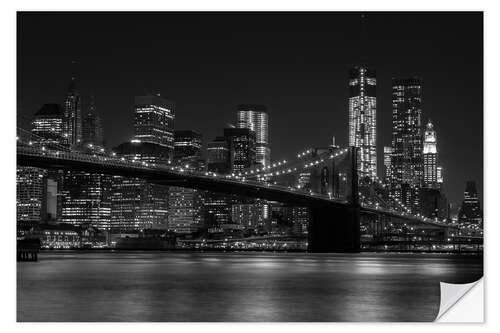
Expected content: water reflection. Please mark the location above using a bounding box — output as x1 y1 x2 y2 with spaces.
18 252 482 322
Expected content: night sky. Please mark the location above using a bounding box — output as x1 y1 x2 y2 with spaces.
17 12 483 207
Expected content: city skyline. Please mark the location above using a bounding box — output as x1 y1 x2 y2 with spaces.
17 12 483 206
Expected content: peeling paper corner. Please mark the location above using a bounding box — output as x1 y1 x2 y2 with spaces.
435 278 484 322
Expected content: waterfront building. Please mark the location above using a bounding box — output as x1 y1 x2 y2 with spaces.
168 130 205 234
133 94 175 160
348 66 377 180
231 201 269 231
62 76 82 147
390 77 423 213
236 104 270 167
60 171 112 230
110 177 169 232
110 141 170 232
17 167 47 231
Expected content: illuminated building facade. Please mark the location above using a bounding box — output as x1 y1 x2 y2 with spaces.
110 177 169 231
168 187 204 234
81 96 104 150
203 135 235 233
110 141 170 232
62 77 82 147
133 95 175 160
437 166 444 186
383 146 393 184
423 120 438 188
390 77 423 213
236 105 270 167
31 104 65 145
207 136 231 174
231 202 269 230
458 181 483 227
223 127 256 173
348 66 377 180
169 130 205 234
17 167 46 230
60 171 112 229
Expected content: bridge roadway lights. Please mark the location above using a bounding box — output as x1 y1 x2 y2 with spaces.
307 202 361 253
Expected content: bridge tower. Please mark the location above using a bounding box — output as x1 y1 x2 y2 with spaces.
308 147 360 252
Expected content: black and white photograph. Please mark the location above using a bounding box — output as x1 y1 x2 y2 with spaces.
7 4 493 326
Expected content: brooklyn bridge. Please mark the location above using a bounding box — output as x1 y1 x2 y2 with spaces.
17 127 463 252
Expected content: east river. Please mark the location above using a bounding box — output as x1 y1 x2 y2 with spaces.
17 252 483 322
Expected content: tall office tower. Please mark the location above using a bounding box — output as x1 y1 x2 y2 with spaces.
203 136 234 233
458 181 483 227
423 120 438 188
133 95 175 160
437 166 444 186
31 104 65 145
390 77 423 213
60 171 112 229
223 127 256 173
62 76 82 147
110 177 168 232
383 146 393 184
348 66 377 180
236 104 270 167
81 96 104 150
17 167 47 232
110 142 170 231
60 93 111 229
18 105 63 233
207 136 232 174
169 130 204 234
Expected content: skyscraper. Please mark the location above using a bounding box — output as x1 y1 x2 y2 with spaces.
60 171 112 229
423 120 438 188
81 96 104 150
236 105 270 167
207 136 232 174
31 104 65 145
108 94 175 232
224 127 256 174
110 141 171 231
62 76 82 147
133 95 175 159
458 181 483 228
390 77 423 213
169 130 205 234
348 66 377 180
383 146 393 184
17 166 46 231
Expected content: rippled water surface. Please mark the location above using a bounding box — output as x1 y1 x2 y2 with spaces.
17 252 483 322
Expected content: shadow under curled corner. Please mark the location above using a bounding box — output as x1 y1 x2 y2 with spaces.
435 278 484 322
